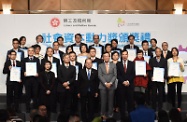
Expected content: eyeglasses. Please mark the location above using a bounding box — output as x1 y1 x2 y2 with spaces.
13 43 19 44
93 38 99 39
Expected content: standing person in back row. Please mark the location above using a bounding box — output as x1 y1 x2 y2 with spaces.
123 35 139 53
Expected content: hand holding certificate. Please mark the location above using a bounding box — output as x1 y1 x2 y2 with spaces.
168 62 180 77
25 62 37 76
153 67 164 82
135 61 146 76
10 67 21 82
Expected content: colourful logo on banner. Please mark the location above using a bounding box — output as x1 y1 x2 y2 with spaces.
117 18 125 27
179 45 187 52
50 17 60 27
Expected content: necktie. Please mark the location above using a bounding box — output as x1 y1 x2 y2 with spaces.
124 61 127 73
130 45 133 49
163 51 167 58
145 51 147 56
30 58 32 61
13 60 15 67
88 70 91 80
105 63 109 74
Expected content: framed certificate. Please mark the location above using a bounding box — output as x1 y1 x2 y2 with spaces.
168 62 180 77
153 67 165 82
10 67 21 82
127 49 136 61
77 56 87 68
75 65 79 80
144 56 150 63
20 49 28 58
94 46 102 58
25 62 37 76
73 46 81 55
51 63 57 78
16 52 22 61
92 62 98 70
135 61 146 76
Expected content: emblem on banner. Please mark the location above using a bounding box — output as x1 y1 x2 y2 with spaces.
117 17 125 27
50 17 60 27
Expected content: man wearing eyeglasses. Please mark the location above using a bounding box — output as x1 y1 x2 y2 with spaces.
89 34 104 55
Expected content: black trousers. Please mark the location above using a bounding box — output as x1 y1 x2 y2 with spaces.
168 82 183 108
7 82 21 111
119 86 134 121
24 77 39 110
59 90 72 115
80 92 95 122
152 82 164 111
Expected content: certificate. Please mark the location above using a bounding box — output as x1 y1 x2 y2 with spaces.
77 56 87 68
25 62 37 76
21 49 28 58
39 43 47 56
16 52 22 61
144 56 150 63
73 46 81 55
53 54 62 65
127 49 136 61
51 63 57 78
10 67 21 82
92 62 98 70
153 67 165 82
94 46 102 58
59 47 66 53
135 61 146 76
168 62 180 77
75 65 79 80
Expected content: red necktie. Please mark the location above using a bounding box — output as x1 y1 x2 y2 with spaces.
13 60 15 67
124 61 127 73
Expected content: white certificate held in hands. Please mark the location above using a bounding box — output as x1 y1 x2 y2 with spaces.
127 49 136 61
153 67 165 82
51 63 57 78
77 56 87 68
95 47 102 58
73 46 81 55
25 62 37 76
135 61 146 76
92 62 98 70
168 62 180 77
16 52 22 61
144 56 150 63
75 65 79 80
21 49 28 58
10 67 21 82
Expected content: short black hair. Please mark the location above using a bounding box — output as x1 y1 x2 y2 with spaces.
93 34 99 39
44 61 52 70
102 52 110 57
75 33 82 38
150 38 157 44
57 36 64 41
19 36 26 43
171 47 179 56
36 34 44 41
137 49 143 54
32 44 41 50
111 51 119 60
69 51 77 56
128 35 135 40
111 39 118 44
89 47 96 52
141 40 149 46
46 47 53 52
121 50 128 54
53 41 59 46
105 43 112 50
9 50 17 55
12 38 19 43
162 42 168 47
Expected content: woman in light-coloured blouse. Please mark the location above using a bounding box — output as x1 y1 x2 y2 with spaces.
167 47 185 112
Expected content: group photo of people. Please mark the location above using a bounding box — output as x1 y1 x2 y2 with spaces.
2 33 186 122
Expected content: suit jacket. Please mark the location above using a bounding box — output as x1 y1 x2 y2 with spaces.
149 57 167 79
116 61 135 89
54 50 64 62
39 71 55 92
6 49 24 61
41 57 60 72
89 44 104 54
143 50 153 58
75 62 82 71
92 57 103 70
123 44 139 52
3 60 23 85
57 63 76 93
161 50 172 60
98 62 117 90
78 68 99 96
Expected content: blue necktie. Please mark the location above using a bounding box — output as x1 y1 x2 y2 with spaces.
88 70 91 80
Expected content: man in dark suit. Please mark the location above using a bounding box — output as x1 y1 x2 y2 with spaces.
71 33 87 48
149 47 167 111
142 40 153 58
22 47 41 112
116 50 135 121
57 53 76 116
41 47 60 72
78 58 99 122
123 35 139 52
53 41 64 64
3 50 23 112
89 47 103 68
69 51 82 113
6 38 24 61
89 34 104 54
161 42 172 60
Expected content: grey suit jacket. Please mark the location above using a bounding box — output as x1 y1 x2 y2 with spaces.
98 62 117 90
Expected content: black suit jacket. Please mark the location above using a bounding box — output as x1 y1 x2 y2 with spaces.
57 63 76 93
116 61 135 89
89 44 105 54
78 68 99 96
41 57 60 72
161 50 172 60
123 44 139 52
75 62 82 71
6 49 24 61
91 57 103 69
3 60 23 85
57 50 64 61
149 57 167 79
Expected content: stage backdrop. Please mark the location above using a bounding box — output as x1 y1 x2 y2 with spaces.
0 14 187 93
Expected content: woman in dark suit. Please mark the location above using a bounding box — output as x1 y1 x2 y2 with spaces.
39 61 56 113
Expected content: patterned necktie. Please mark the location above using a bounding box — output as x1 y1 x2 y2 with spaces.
88 70 91 80
105 63 109 74
124 61 127 73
